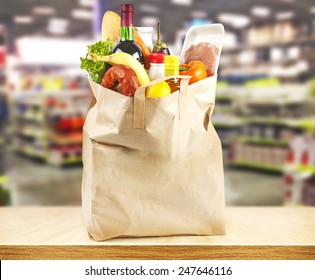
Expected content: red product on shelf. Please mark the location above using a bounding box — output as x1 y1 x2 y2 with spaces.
79 116 86 130
69 79 79 89
46 97 57 107
286 149 294 164
300 150 309 166
71 116 81 131
57 117 72 132
0 45 6 66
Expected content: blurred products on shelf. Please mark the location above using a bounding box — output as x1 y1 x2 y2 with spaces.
1 0 315 206
284 135 315 206
10 68 91 167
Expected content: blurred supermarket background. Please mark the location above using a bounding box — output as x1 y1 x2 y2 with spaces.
1 0 315 207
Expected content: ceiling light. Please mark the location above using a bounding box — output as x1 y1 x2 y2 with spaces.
171 0 192 6
140 4 159 13
218 13 250 28
191 10 208 19
48 18 69 35
141 16 158 26
14 16 33 24
251 6 271 17
79 0 93 7
32 6 55 15
276 11 294 20
71 9 93 20
17 37 94 65
311 6 315 14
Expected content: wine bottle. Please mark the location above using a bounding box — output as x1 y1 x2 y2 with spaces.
112 4 144 64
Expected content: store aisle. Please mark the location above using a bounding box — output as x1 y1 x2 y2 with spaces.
225 168 284 206
8 153 82 206
7 152 284 206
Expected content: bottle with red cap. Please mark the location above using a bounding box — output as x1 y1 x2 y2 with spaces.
148 52 165 81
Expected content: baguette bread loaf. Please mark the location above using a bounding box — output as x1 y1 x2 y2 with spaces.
102 10 120 42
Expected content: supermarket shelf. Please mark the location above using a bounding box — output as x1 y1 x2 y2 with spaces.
48 153 82 166
297 165 315 175
216 83 309 103
221 58 306 69
14 99 42 107
0 175 9 184
242 117 288 126
15 113 45 123
216 85 246 98
229 161 283 173
213 122 240 129
0 185 11 206
14 129 47 139
286 119 315 131
246 99 308 106
212 116 242 127
284 164 315 175
14 146 47 160
223 35 315 53
220 139 232 147
215 96 234 103
242 117 315 130
239 136 288 147
13 89 89 98
49 133 83 145
11 82 89 166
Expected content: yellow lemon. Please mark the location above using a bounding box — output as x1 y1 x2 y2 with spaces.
146 81 171 98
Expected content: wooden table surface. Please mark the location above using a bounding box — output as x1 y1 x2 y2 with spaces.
0 206 314 259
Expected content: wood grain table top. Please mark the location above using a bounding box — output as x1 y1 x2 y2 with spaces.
0 206 314 259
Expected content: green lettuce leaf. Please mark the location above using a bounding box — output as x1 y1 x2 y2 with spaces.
80 39 114 84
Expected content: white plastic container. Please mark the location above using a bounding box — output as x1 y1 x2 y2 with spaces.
135 27 154 52
180 23 225 75
148 53 165 80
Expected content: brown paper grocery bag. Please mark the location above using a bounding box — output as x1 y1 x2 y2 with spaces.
82 75 225 241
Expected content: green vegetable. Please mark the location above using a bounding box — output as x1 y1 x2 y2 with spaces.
80 39 114 84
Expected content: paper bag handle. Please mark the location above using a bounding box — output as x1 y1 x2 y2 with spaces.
133 76 191 129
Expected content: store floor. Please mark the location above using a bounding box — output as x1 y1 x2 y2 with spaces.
7 153 284 206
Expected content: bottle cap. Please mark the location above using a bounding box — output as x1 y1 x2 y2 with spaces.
121 4 133 12
150 53 165 63
121 4 133 26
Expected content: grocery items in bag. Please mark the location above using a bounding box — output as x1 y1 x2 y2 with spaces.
81 7 226 240
184 42 218 77
101 65 140 97
164 55 180 93
135 27 154 52
180 24 225 77
134 29 151 69
80 39 114 84
112 4 144 64
179 60 207 85
101 11 120 43
81 6 224 98
87 52 150 86
148 52 165 80
153 22 171 55
102 8 151 69
146 81 171 98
